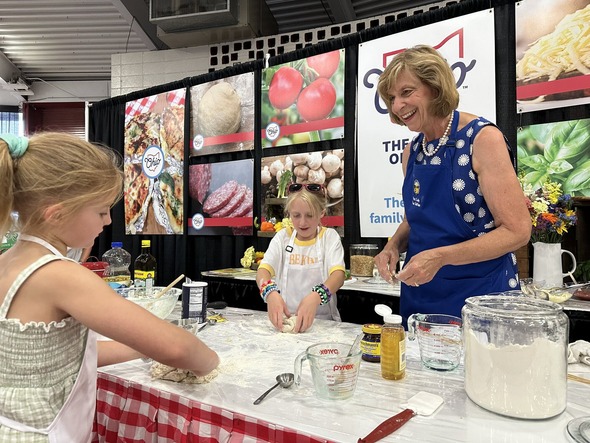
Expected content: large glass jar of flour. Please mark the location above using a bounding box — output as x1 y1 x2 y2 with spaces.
462 296 568 419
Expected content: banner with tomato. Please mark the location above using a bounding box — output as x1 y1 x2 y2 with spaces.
261 49 345 147
357 9 496 237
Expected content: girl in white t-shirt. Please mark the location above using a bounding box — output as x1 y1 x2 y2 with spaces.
257 183 346 333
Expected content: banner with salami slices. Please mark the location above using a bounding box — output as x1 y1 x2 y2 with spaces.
188 159 254 236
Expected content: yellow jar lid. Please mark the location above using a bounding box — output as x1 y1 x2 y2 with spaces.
362 323 382 334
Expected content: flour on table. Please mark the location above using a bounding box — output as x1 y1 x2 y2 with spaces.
282 316 298 333
150 361 219 384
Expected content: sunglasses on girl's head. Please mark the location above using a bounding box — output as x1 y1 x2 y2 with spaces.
288 183 324 194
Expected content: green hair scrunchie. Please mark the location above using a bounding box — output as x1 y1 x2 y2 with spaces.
1 133 29 159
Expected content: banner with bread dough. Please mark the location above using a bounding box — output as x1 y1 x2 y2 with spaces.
261 49 345 148
124 88 185 235
357 9 496 237
516 0 590 113
190 73 255 156
259 150 344 237
188 158 254 236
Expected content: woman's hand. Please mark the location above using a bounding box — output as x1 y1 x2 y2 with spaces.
267 291 290 331
396 248 443 287
374 248 399 283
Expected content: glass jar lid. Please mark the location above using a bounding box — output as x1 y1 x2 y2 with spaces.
464 295 564 319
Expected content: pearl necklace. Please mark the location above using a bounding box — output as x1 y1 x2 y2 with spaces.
421 112 454 157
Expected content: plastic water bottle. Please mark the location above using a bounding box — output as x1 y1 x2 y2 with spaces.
102 242 132 288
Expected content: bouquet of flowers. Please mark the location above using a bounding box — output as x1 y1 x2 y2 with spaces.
522 179 577 243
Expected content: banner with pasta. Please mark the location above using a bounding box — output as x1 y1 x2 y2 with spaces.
516 0 590 113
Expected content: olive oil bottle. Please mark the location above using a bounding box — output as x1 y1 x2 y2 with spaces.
134 240 156 294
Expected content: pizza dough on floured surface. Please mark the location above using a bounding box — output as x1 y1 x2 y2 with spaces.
281 316 298 333
150 361 219 384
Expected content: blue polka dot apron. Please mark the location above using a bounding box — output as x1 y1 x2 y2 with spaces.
400 111 519 321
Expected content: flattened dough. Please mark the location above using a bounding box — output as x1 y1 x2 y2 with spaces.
281 316 298 333
150 361 219 384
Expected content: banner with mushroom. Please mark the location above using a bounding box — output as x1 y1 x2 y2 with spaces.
260 151 344 236
261 49 345 148
190 73 255 156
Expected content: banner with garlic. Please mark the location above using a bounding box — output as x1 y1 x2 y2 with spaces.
260 151 344 236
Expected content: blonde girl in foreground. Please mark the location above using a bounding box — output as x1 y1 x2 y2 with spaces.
0 132 219 442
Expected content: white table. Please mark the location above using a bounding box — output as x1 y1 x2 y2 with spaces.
95 306 590 443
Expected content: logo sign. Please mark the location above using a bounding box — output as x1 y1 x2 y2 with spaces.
357 9 496 237
192 213 205 230
142 145 164 179
266 122 280 141
193 134 204 151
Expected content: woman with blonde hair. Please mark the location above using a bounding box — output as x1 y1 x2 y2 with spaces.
374 45 531 321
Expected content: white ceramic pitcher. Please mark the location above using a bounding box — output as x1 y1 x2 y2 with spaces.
532 242 576 288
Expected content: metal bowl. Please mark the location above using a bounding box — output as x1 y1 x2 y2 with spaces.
115 286 180 319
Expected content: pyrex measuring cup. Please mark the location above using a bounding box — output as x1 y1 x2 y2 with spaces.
294 342 361 400
407 313 462 371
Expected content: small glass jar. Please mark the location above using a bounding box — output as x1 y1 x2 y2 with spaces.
462 295 568 419
360 323 382 362
350 244 379 277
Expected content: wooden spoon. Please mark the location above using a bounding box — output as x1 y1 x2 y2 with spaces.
154 274 185 298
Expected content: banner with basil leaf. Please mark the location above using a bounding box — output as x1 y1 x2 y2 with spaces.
517 118 590 197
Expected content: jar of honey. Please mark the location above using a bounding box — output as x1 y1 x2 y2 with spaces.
360 323 382 362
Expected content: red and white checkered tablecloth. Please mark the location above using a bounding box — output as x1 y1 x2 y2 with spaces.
125 95 158 119
167 88 186 107
92 372 333 443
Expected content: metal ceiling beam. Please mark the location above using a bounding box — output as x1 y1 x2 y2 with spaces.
325 0 356 23
112 0 169 50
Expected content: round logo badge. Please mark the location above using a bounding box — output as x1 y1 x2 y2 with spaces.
266 122 280 141
142 145 164 179
193 134 204 151
192 213 205 230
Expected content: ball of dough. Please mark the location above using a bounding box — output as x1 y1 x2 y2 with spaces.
198 82 242 137
281 316 298 333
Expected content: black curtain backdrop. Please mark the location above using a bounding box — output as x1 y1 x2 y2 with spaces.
88 0 589 288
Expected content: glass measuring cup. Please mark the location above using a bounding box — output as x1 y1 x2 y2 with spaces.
294 342 362 400
407 313 462 371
